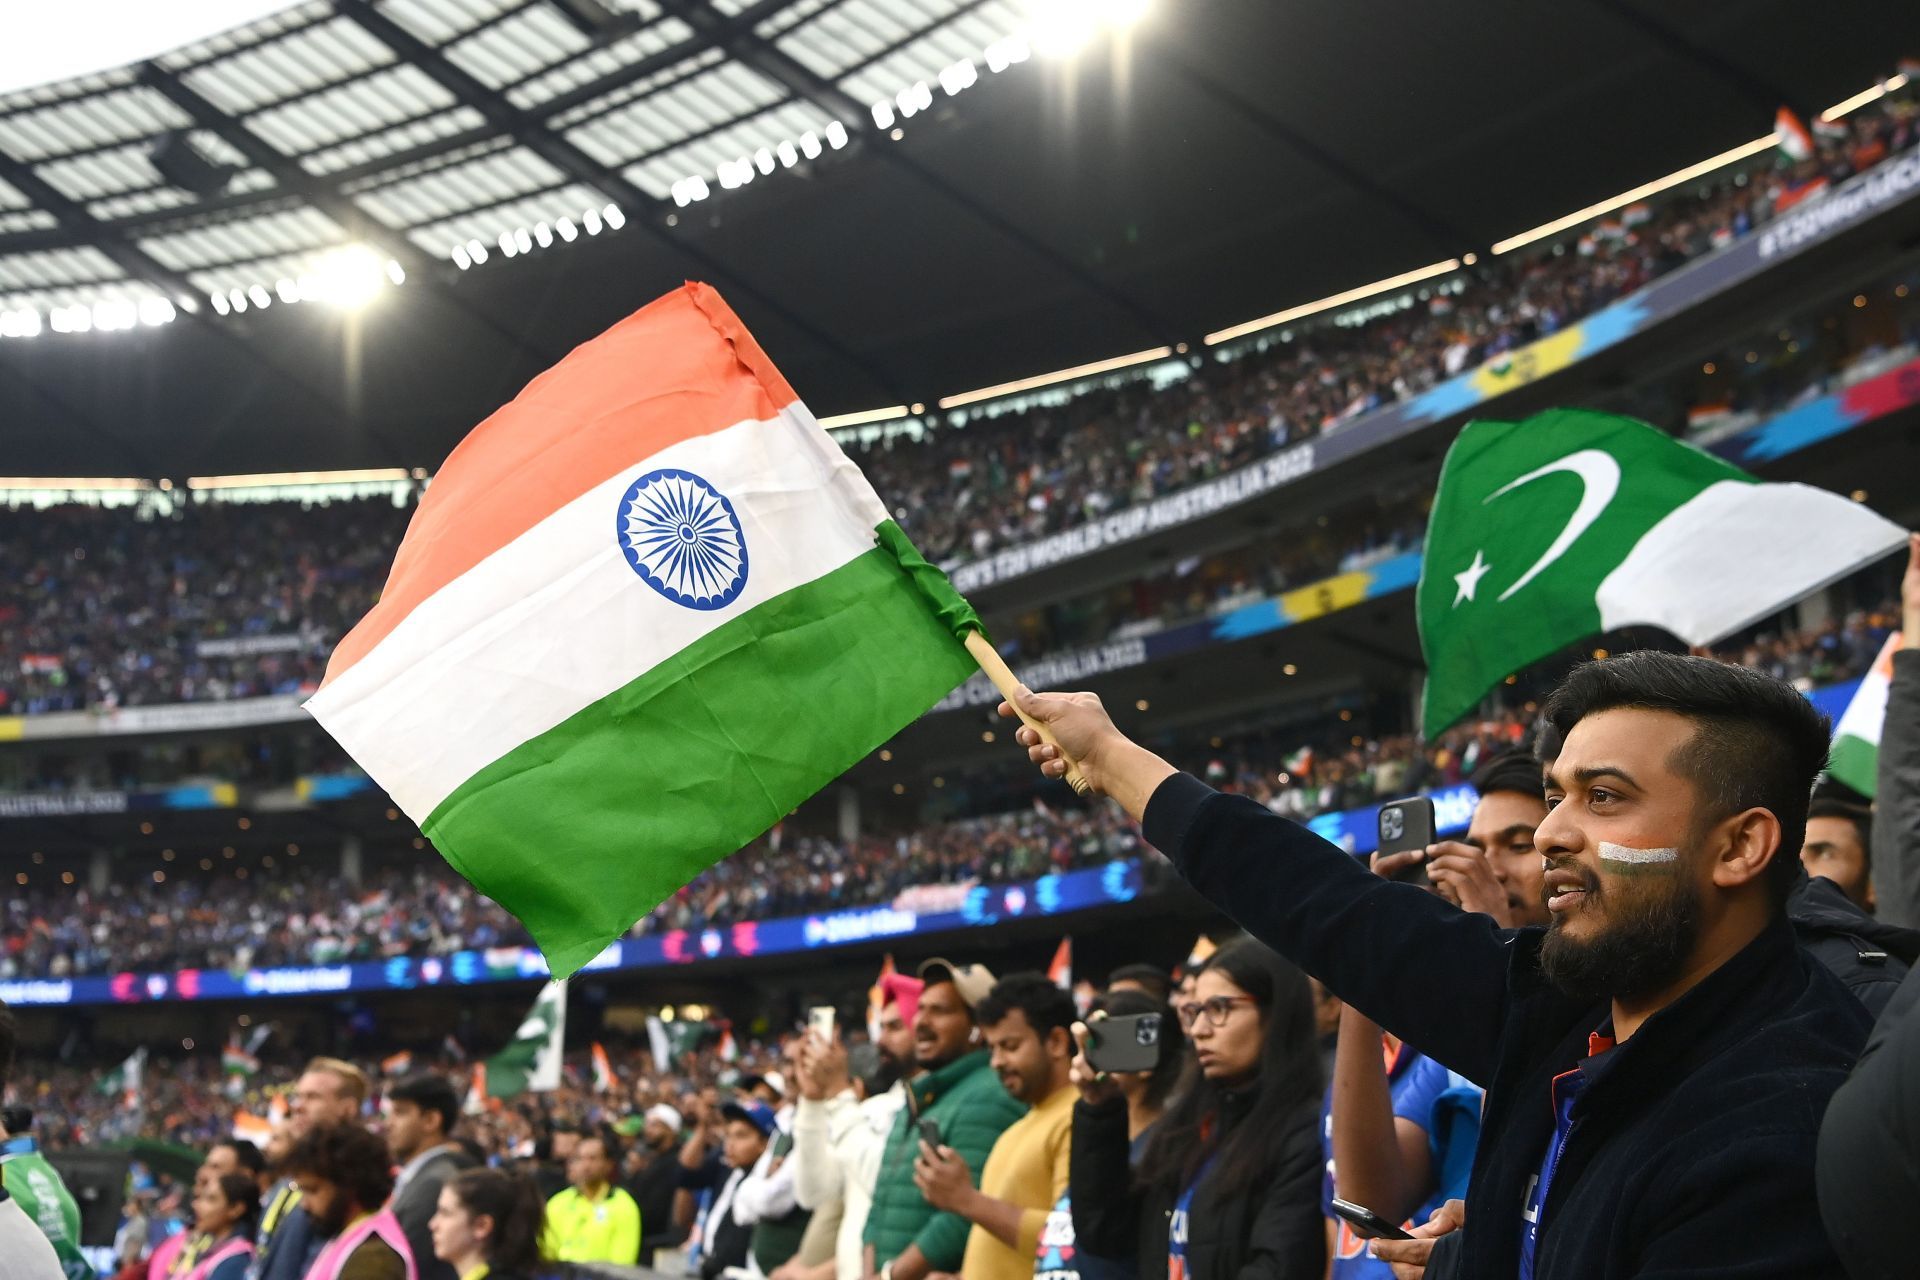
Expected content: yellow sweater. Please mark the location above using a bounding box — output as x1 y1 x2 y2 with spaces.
960 1086 1076 1280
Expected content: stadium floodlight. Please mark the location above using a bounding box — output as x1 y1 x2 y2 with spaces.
604 203 625 229
93 300 137 330
275 277 300 302
799 132 822 159
1204 258 1461 345
825 120 849 149
228 288 248 314
210 292 230 315
939 59 978 96
1029 0 1102 56
246 284 271 309
385 260 405 286
776 140 798 168
466 239 488 264
499 231 518 256
514 227 533 254
0 307 41 338
50 305 92 333
534 222 553 248
303 244 388 310
754 148 775 175
939 345 1174 409
557 217 578 240
451 244 472 269
583 207 603 234
871 100 895 129
818 405 910 429
985 37 1029 71
137 297 175 326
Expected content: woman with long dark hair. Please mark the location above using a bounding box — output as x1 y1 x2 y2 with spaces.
183 1174 260 1280
1070 937 1326 1279
430 1168 548 1280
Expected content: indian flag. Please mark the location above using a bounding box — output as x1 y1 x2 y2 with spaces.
591 1042 616 1093
1829 633 1901 796
1417 409 1906 733
308 284 980 976
1048 937 1072 990
1777 106 1816 161
223 1043 259 1077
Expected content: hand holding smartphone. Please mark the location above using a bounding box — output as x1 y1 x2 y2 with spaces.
1330 1197 1414 1241
1082 1011 1164 1075
1376 795 1436 885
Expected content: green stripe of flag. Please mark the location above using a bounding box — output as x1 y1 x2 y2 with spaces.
425 525 977 976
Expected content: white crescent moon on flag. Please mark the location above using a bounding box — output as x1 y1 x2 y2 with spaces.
1482 448 1621 602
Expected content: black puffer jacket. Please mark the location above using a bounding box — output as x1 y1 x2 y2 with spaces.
1787 869 1920 1017
1070 1089 1325 1280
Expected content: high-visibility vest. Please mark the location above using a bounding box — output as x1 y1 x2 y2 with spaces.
302 1209 416 1280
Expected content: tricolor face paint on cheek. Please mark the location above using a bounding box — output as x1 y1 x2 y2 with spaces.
1597 841 1680 871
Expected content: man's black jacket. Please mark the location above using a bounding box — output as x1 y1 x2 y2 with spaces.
1144 773 1871 1279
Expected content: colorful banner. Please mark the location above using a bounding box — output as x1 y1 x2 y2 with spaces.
0 783 237 819
0 858 1145 1008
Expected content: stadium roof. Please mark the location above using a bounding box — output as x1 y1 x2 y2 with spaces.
0 0 1914 478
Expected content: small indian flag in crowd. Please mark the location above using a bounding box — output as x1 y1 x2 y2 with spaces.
380 1050 413 1077
307 283 982 978
1777 106 1816 160
718 1024 739 1064
591 1042 616 1093
222 1042 259 1078
1829 633 1901 797
1049 937 1073 991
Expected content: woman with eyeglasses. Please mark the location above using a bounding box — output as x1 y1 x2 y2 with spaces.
1068 937 1325 1279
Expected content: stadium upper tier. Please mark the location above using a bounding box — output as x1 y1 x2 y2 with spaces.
6 106 1920 721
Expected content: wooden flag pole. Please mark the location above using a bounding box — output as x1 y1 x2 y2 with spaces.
963 631 1091 795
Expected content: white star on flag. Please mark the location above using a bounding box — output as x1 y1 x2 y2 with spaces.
1453 549 1492 606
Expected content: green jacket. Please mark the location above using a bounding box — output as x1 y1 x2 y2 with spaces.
2 1138 95 1280
862 1050 1025 1271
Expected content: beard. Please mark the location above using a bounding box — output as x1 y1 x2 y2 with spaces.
1538 859 1703 1003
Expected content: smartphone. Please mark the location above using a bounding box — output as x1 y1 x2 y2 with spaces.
1083 1012 1164 1075
1329 1197 1414 1242
1376 795 1436 885
918 1117 943 1151
808 1005 837 1042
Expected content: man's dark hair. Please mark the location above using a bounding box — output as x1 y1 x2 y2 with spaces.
211 1138 266 1177
1807 796 1872 867
1105 963 1173 1002
975 971 1077 1042
1471 747 1547 803
0 1003 14 1089
1540 652 1830 907
283 1123 395 1211
388 1073 460 1139
577 1129 622 1167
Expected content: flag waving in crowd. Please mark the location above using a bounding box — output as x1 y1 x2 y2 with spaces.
487 981 567 1099
1417 408 1907 732
307 283 984 977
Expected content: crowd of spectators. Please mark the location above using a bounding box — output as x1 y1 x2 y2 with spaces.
0 572 1897 984
0 498 410 715
3 98 1914 722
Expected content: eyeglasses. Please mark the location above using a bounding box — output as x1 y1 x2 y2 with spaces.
1175 995 1259 1029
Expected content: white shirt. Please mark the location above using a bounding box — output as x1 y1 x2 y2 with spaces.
792 1083 908 1280
0 1194 63 1280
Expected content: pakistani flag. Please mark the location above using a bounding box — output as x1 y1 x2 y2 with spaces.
1829 632 1901 796
1419 409 1906 732
487 981 566 1099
